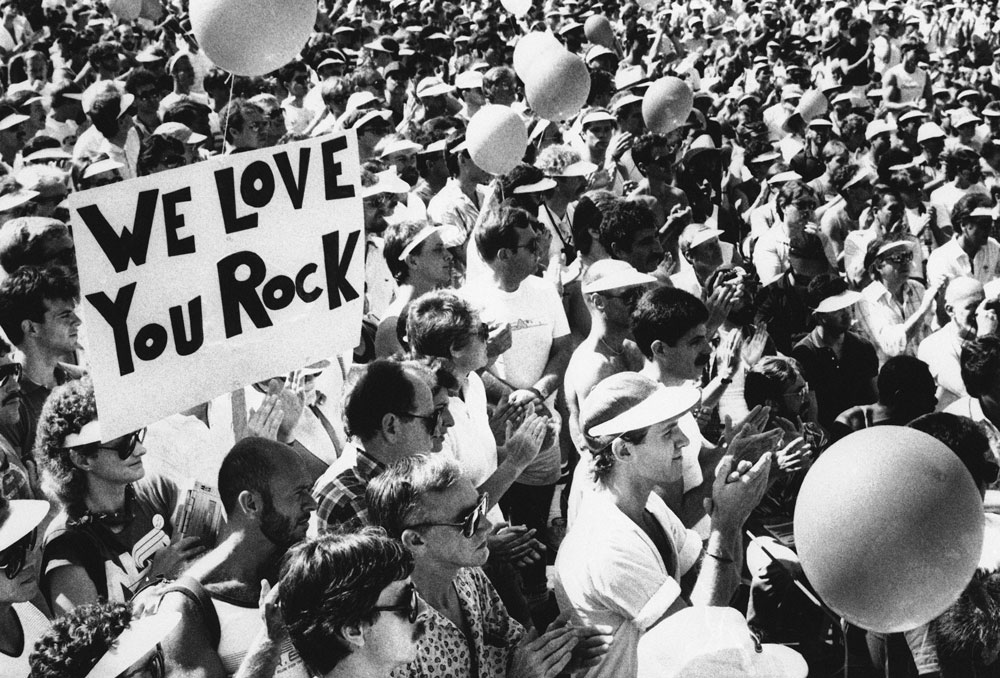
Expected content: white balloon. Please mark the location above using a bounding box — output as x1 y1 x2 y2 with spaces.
523 49 591 121
107 0 142 21
466 105 528 175
500 0 532 17
513 31 563 80
190 0 316 76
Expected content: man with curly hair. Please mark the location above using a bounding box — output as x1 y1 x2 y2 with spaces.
35 378 198 615
277 528 425 678
0 264 83 465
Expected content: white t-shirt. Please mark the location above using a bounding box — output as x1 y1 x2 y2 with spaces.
555 491 702 678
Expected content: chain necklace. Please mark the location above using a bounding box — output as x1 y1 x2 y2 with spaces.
599 336 625 357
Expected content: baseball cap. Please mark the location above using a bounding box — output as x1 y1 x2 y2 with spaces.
0 499 48 553
680 222 724 250
416 77 455 98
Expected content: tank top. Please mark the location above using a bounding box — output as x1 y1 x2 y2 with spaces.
887 64 928 103
213 595 309 678
0 603 51 678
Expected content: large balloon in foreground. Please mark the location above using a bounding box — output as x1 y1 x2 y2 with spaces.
513 31 563 80
108 0 142 21
794 427 983 633
584 15 616 48
466 105 528 175
500 0 532 17
190 0 316 76
523 50 590 121
642 76 693 134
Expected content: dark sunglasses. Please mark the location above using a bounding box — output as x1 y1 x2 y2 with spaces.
881 252 913 266
0 527 36 579
406 492 489 538
372 583 420 623
396 409 442 434
473 322 489 342
0 362 21 387
67 428 146 461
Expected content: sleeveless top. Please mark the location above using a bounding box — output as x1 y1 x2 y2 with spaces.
213 595 309 678
886 64 927 103
0 603 51 678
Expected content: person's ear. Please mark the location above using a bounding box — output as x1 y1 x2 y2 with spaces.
68 450 92 471
20 318 35 339
340 622 367 649
611 437 631 460
381 412 401 441
401 528 424 550
650 338 668 358
589 292 606 311
237 489 262 518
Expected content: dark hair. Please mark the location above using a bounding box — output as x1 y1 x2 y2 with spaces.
571 194 602 256
909 412 995 489
203 67 230 93
366 453 463 539
21 135 62 159
162 98 212 130
407 290 477 358
86 41 119 70
0 264 78 345
137 135 186 177
474 204 538 262
343 359 419 440
383 220 430 284
775 180 817 213
217 436 289 513
951 192 994 233
879 355 935 409
631 133 669 169
806 272 849 309
596 199 655 256
961 336 1000 398
278 529 414 674
631 286 709 358
219 98 263 143
946 147 981 175
0 217 72 275
35 377 97 518
29 601 133 678
744 356 801 408
124 67 159 96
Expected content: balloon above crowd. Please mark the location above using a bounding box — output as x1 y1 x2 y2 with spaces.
584 15 616 49
512 31 564 79
523 49 591 122
500 0 532 18
794 427 983 633
189 0 316 76
642 76 694 135
466 105 528 175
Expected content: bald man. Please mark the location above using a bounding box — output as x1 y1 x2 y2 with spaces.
918 276 985 410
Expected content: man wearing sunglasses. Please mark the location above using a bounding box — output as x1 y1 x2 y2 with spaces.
369 455 610 678
158 436 316 678
35 378 198 615
311 359 447 534
0 496 50 677
278 529 425 678
219 99 267 154
0 264 83 466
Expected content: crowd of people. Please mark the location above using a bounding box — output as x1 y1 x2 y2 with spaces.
6 0 1000 676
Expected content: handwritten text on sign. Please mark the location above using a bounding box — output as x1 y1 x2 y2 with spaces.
69 132 364 440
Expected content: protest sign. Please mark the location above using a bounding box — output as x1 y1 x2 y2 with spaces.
68 131 364 441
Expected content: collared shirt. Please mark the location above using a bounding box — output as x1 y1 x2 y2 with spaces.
393 567 524 678
926 237 1000 287
853 279 932 365
792 330 879 429
918 321 970 411
309 443 386 534
428 178 481 248
752 222 838 286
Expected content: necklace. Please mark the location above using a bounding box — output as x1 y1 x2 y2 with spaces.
599 336 625 357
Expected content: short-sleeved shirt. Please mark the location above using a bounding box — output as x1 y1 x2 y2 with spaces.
852 279 932 365
392 567 524 678
309 443 385 534
555 491 702 678
792 330 879 429
42 474 180 604
926 237 1000 287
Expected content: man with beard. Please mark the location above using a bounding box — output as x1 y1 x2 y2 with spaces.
791 273 879 430
918 276 984 410
377 136 422 188
595 199 664 274
158 436 318 678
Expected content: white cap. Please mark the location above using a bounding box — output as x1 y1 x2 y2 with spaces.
82 158 125 180
581 259 657 294
814 290 863 313
455 71 484 89
865 118 897 140
361 168 410 197
0 499 49 552
398 224 441 260
588 385 700 437
681 223 724 250
379 139 423 158
511 177 557 194
551 160 598 177
153 121 207 145
917 121 946 142
951 107 982 128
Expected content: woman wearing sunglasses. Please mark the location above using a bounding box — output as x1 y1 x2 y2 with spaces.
0 496 50 678
33 378 202 616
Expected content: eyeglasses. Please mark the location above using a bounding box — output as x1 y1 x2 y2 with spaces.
159 156 186 170
512 238 540 254
67 428 146 461
120 644 165 678
292 75 310 85
372 583 420 623
396 409 442 434
268 110 285 121
0 527 36 579
406 492 489 538
881 252 913 266
473 322 489 342
0 361 21 388
793 200 818 211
